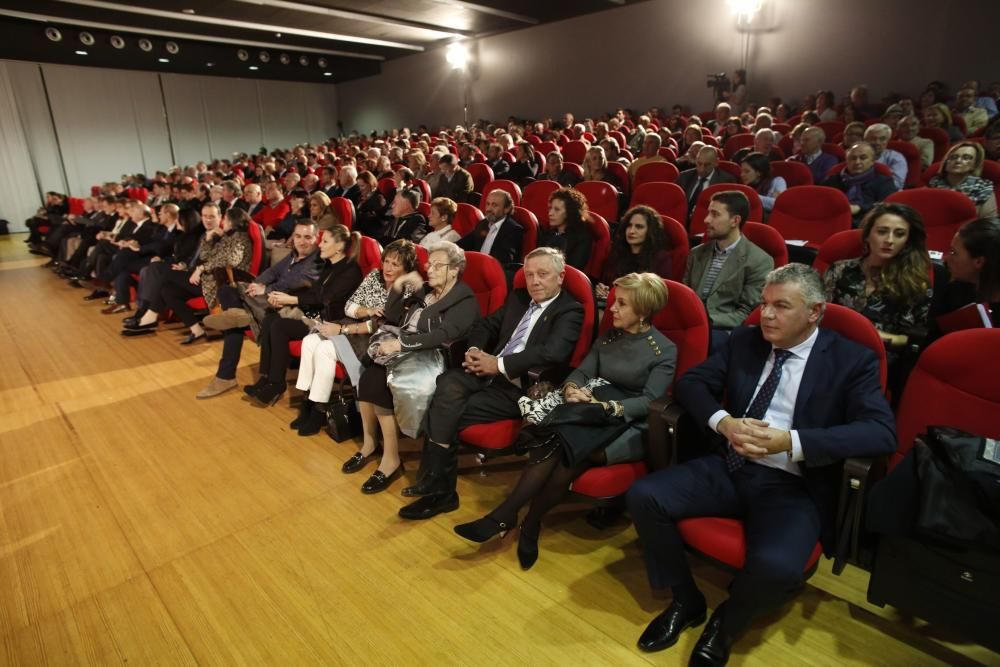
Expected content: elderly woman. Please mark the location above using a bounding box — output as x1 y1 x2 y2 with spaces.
308 191 340 231
420 197 461 247
453 272 677 569
539 187 592 271
583 145 622 191
929 142 998 218
596 205 672 300
923 103 964 143
822 142 898 226
350 241 480 494
293 240 418 435
740 152 787 214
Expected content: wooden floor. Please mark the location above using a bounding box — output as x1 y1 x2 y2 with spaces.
0 234 994 666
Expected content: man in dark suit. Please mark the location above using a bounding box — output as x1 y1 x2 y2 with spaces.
433 153 474 203
675 146 737 222
627 263 896 666
399 247 584 520
458 189 524 268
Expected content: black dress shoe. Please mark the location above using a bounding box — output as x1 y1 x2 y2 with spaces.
121 322 158 336
517 524 540 570
689 605 732 666
179 332 206 345
361 465 403 494
251 381 285 407
244 376 269 398
454 515 512 543
341 449 379 474
398 492 459 520
67 278 85 288
637 599 708 653
122 315 139 328
84 289 110 301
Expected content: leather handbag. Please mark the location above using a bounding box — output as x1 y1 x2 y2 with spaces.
326 377 362 442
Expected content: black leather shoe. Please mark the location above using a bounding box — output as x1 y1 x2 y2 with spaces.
361 465 403 494
454 515 512 543
398 492 459 520
179 332 205 345
401 443 457 497
517 524 540 570
122 315 139 328
251 381 285 407
341 449 379 474
689 605 732 666
84 289 110 301
121 322 158 336
244 376 269 398
637 599 708 653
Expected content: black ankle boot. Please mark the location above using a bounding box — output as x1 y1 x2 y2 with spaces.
290 399 313 430
401 442 457 497
297 402 327 436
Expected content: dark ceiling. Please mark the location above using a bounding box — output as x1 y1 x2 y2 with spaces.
0 0 646 84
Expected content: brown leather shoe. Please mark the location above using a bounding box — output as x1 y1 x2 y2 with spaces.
196 377 238 399
203 308 252 330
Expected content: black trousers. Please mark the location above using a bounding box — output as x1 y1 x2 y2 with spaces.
45 222 82 256
160 270 204 326
215 284 248 380
258 313 309 382
425 368 524 447
626 456 822 639
109 250 151 305
64 227 101 271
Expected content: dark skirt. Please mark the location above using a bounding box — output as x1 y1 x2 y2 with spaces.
529 397 631 467
357 364 393 409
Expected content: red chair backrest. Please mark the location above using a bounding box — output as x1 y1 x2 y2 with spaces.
768 186 853 245
562 162 584 181
67 197 86 216
377 177 395 200
746 303 888 392
629 182 687 223
536 141 558 156
417 201 431 218
598 280 709 385
357 236 383 275
885 188 978 252
453 202 484 237
525 134 542 146
329 196 355 229
584 212 612 281
248 222 264 275
824 162 895 181
562 140 589 165
778 135 795 158
817 120 846 137
607 162 630 199
511 206 539 257
822 143 847 161
658 146 678 162
918 127 950 163
769 160 814 187
691 184 765 236
922 160 1000 191
467 163 494 193
741 222 789 267
414 244 429 278
522 180 560 228
460 251 508 316
717 160 741 181
513 264 595 367
812 229 863 275
575 181 619 224
723 133 755 160
609 131 628 149
700 135 720 148
481 179 522 211
660 215 690 282
634 161 681 188
888 140 923 188
893 329 1000 469
412 179 432 205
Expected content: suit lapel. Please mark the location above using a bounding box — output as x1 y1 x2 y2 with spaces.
792 329 834 424
734 331 771 416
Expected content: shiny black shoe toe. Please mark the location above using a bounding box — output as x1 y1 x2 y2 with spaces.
179 332 205 345
361 466 403 494
637 600 708 653
341 450 378 474
397 492 459 520
689 605 732 666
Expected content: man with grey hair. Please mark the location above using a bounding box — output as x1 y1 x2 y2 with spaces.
220 180 246 215
732 128 783 163
628 262 895 665
863 123 907 190
954 86 990 136
243 183 264 219
787 126 838 185
399 246 584 521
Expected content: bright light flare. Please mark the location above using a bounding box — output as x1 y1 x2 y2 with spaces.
445 42 468 69
727 0 762 19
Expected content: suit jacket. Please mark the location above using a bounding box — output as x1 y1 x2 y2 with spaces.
676 168 738 211
675 326 896 549
458 215 524 267
433 168 474 203
684 236 773 329
467 288 583 383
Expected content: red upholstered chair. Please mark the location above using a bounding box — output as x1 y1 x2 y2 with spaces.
885 188 977 252
658 146 678 162
67 197 86 216
633 161 681 189
525 134 542 147
609 130 628 150
522 180 560 228
690 184 764 236
417 201 431 218
357 235 383 274
247 221 265 275
467 163 494 194
717 160 741 180
922 160 1000 190
629 182 687 223
458 265 595 453
571 280 710 501
584 212 611 281
817 120 846 137
562 140 589 165
453 203 484 237
778 135 795 158
561 162 584 182
606 162 630 199
536 141 558 156
329 196 355 230
812 230 863 275
377 177 395 200
918 127 950 163
768 185 852 247
723 133 755 160
575 181 619 224
769 160 814 187
660 215 690 282
888 140 923 188
671 303 888 574
481 180 522 211
511 206 539 257
700 135 720 148
822 143 847 161
460 252 508 316
741 222 789 267
413 179 432 205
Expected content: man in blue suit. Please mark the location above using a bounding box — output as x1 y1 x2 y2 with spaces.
627 263 896 666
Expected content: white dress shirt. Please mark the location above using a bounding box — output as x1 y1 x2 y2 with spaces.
480 218 505 255
495 292 560 379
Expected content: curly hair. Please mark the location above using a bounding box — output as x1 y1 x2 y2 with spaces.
859 202 930 302
609 205 668 277
548 187 589 233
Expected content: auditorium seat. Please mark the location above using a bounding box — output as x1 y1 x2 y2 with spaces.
629 182 687 223
606 162 630 199
453 203 484 237
768 186 852 247
522 180 560 228
812 230 863 275
888 140 923 188
467 163 494 194
769 160 814 187
741 222 789 267
723 133 755 160
659 215 690 282
511 206 539 257
584 212 611 282
633 161 681 189
562 140 589 165
481 180 522 210
918 127 950 163
575 181 619 224
885 188 978 252
329 196 355 230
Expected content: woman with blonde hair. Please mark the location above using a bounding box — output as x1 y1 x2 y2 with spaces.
929 142 997 218
308 191 340 231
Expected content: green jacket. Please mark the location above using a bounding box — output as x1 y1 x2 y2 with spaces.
684 236 773 329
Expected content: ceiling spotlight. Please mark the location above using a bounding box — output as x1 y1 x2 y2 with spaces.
165 41 179 54
279 53 290 65
158 58 169 63
317 57 328 68
74 50 88 56
79 31 95 46
45 27 63 42
206 62 215 67
138 38 153 52
248 66 259 71
299 55 309 66
110 35 125 49
445 42 468 69
237 49 249 61
259 51 270 63
182 8 196 14
323 72 332 77
275 32 282 38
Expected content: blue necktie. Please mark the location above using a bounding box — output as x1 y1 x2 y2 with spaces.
725 349 792 472
499 303 540 357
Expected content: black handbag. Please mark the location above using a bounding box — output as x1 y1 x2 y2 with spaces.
325 377 362 442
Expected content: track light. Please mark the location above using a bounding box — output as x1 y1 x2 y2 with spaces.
45 27 63 42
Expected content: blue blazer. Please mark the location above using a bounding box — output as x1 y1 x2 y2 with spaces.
676 325 896 548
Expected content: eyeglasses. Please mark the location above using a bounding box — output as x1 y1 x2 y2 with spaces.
426 261 454 271
946 154 976 162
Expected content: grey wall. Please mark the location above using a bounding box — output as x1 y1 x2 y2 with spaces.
337 0 1000 130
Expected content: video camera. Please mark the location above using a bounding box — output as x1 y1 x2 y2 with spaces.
707 72 731 102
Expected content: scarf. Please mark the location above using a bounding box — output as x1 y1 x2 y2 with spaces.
840 167 878 203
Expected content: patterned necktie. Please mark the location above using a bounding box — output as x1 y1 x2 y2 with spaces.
725 349 793 472
499 302 540 357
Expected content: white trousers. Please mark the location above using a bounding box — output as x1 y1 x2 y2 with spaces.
295 333 339 402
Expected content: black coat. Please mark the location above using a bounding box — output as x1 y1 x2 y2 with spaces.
457 215 524 267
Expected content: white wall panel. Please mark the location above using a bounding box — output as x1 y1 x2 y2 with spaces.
258 79 309 150
0 62 43 231
4 60 67 197
161 72 212 168
202 76 262 160
128 72 174 176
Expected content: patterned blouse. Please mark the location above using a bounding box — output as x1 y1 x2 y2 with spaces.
928 174 996 217
343 269 414 320
823 258 931 337
197 231 252 308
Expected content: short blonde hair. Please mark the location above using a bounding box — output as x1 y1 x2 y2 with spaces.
945 141 986 177
430 196 458 222
613 272 668 320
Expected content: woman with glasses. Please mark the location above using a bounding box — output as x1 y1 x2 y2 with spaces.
929 142 997 218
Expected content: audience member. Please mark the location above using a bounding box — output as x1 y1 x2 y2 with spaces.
539 188 591 271
596 205 673 301
433 153 474 202
732 129 783 163
676 146 737 222
381 188 428 245
923 103 963 142
739 152 787 214
788 126 838 184
864 124 908 190
822 142 898 226
543 151 582 187
457 189 524 267
928 142 998 217
954 87 989 136
354 170 388 239
841 121 866 151
896 115 935 169
627 133 667 184
308 191 340 231
930 218 1000 337
484 143 510 178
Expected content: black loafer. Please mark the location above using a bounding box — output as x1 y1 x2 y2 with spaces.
121 322 158 336
243 377 269 398
361 466 403 494
689 605 733 666
250 381 285 407
83 289 110 301
637 599 708 653
179 332 205 345
342 449 379 474
398 492 459 520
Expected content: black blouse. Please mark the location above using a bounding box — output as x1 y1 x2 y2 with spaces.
297 257 364 322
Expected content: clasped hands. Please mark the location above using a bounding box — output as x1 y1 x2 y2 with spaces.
266 290 296 308
717 415 792 458
462 347 499 377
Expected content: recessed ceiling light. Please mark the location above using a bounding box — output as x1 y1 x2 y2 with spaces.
323 72 332 77
182 8 196 14
206 62 214 67
158 58 169 63
74 50 88 56
275 32 282 38
248 66 259 71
